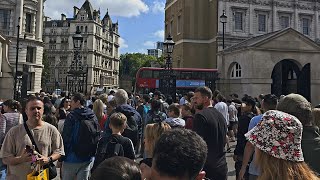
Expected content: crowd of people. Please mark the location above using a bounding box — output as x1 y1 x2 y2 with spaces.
0 87 318 180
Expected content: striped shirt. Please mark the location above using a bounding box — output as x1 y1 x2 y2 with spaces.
0 112 21 144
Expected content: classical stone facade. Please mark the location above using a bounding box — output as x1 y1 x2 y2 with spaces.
0 0 45 95
43 0 120 93
218 0 320 50
217 28 320 105
0 33 14 99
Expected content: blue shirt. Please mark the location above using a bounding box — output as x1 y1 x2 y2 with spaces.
248 114 263 176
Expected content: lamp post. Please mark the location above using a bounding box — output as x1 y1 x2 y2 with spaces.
220 10 227 49
159 35 176 100
67 29 87 94
13 17 21 100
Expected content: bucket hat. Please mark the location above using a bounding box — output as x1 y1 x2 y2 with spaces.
245 110 304 162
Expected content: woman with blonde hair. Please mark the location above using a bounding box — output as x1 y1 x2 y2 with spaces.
93 99 107 130
245 110 319 180
140 122 171 179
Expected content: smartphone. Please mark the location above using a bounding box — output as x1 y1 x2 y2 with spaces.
26 145 33 154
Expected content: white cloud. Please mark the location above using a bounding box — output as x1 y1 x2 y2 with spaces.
143 41 155 48
119 37 128 49
153 30 165 40
44 0 149 19
151 1 165 14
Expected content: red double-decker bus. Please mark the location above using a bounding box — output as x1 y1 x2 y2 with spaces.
135 67 219 94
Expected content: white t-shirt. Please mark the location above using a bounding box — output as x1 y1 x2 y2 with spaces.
214 102 229 125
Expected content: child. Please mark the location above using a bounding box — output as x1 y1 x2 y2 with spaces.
93 112 135 171
164 104 185 128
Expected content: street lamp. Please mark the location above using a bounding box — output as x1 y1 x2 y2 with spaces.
67 29 87 94
159 35 176 100
220 10 227 49
13 17 21 100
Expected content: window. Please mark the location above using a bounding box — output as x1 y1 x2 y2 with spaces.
0 9 10 31
52 22 57 27
288 69 297 80
85 26 88 33
26 47 35 63
234 12 243 31
27 73 33 91
140 70 152 78
258 14 266 32
302 18 310 35
177 15 181 34
80 15 85 21
279 16 289 29
25 13 32 33
230 63 242 78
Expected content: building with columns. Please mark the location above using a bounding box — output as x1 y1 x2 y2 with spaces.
0 33 14 99
43 0 120 94
0 0 45 96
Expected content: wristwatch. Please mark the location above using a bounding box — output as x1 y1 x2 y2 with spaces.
48 156 53 163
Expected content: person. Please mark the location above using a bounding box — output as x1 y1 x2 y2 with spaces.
153 91 169 114
0 99 23 143
56 97 71 133
181 103 194 129
227 99 238 142
313 108 320 128
93 113 135 170
238 94 278 180
234 96 256 180
107 90 115 102
245 110 319 180
164 104 185 128
277 94 320 175
62 93 99 180
91 156 141 180
54 91 66 108
192 86 228 180
112 89 142 150
149 128 208 180
0 96 64 180
140 122 171 179
215 94 229 126
145 100 167 124
179 93 187 105
93 99 107 131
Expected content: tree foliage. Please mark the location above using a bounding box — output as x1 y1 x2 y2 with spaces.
119 53 165 78
41 52 50 88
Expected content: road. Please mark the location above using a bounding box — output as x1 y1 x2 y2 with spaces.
226 141 236 180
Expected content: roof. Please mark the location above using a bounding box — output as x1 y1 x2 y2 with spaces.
81 0 94 20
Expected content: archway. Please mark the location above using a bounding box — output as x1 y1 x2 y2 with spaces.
271 60 310 101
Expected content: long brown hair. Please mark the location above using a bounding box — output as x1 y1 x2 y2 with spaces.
256 150 320 180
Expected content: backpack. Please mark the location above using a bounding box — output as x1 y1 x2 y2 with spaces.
93 136 124 171
73 117 101 158
148 111 164 124
115 109 139 148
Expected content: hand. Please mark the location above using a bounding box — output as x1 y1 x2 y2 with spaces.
238 166 246 180
140 163 151 180
20 148 33 163
233 155 238 162
37 155 50 166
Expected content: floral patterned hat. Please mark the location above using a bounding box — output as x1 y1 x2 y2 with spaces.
245 110 304 162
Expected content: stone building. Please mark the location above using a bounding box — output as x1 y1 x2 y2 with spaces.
165 0 320 103
43 0 120 94
0 0 45 96
0 33 14 99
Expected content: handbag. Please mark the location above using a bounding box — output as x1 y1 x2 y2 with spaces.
27 164 49 180
24 123 57 179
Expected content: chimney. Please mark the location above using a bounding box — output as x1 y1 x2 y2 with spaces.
73 6 79 18
61 13 66 21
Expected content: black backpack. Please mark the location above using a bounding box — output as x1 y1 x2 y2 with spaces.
149 111 164 123
93 136 124 171
73 117 101 158
115 110 139 148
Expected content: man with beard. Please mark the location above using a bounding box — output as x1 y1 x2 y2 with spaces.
192 86 228 180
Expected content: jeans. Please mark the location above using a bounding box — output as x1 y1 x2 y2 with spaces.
62 160 94 180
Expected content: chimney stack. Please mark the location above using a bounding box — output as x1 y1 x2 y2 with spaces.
73 6 79 18
61 13 66 21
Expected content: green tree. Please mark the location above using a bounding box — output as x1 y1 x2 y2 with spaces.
41 52 50 89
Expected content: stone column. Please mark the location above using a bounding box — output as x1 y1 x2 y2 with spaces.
249 2 254 34
294 0 299 30
16 0 24 36
272 0 277 31
36 0 43 40
315 7 319 39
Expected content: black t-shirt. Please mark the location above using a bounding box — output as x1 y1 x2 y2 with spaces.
193 107 227 169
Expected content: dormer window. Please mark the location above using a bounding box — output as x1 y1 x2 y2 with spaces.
52 22 57 27
80 15 85 21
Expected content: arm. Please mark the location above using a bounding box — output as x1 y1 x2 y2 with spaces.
238 142 255 180
0 115 6 143
126 139 135 160
62 112 75 156
3 149 32 165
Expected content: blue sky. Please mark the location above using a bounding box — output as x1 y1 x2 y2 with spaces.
44 0 165 54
